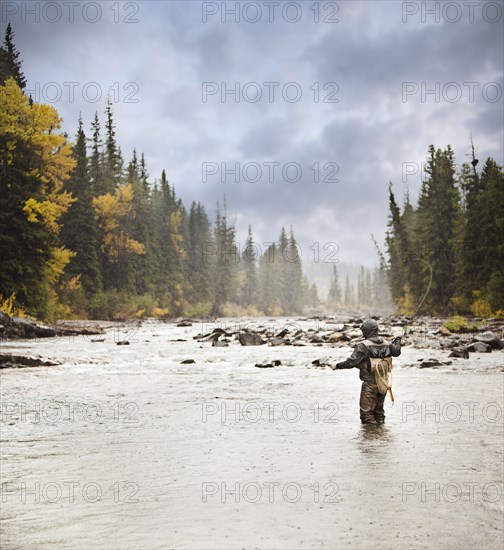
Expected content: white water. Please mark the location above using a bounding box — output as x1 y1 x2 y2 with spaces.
1 318 503 549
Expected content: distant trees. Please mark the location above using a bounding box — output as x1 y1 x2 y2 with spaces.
383 144 504 315
0 26 321 319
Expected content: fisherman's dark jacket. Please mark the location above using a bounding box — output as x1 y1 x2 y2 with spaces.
336 332 402 383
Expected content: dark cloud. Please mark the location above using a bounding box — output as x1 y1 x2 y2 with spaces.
4 0 502 267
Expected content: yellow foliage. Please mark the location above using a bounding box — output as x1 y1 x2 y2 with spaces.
93 184 146 261
272 303 283 316
470 298 493 318
1 79 76 233
0 293 28 318
167 210 187 257
397 285 415 315
135 308 146 319
47 247 75 284
152 307 169 318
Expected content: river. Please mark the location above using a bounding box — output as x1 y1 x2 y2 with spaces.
1 318 503 549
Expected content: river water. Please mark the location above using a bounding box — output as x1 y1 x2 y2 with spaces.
1 318 503 549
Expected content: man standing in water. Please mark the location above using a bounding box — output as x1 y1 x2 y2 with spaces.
331 319 402 424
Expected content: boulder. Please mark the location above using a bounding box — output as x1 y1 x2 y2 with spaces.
467 341 492 353
238 332 265 346
270 337 287 346
473 332 503 350
448 347 469 359
181 359 195 364
0 353 59 369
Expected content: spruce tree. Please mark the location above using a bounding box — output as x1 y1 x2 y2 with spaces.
414 146 461 313
60 116 102 295
328 265 342 306
242 225 258 307
211 202 237 316
0 24 26 90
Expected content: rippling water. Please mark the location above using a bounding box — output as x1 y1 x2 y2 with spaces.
1 319 503 549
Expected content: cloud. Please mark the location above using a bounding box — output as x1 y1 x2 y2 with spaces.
5 0 503 269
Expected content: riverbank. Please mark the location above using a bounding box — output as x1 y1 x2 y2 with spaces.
1 313 502 370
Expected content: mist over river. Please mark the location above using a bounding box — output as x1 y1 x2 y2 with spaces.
1 318 503 550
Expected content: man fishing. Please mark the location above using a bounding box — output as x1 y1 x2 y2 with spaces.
331 319 402 425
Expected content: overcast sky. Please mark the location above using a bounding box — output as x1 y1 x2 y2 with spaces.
5 0 503 268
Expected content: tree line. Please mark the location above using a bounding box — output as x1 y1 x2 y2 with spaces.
381 143 503 316
0 25 319 320
327 265 391 311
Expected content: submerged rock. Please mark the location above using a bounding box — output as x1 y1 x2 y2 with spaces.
418 358 452 368
255 359 281 368
181 359 195 364
212 340 229 347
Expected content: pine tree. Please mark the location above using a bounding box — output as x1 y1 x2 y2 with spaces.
0 24 26 90
344 276 352 307
283 228 303 314
153 170 187 312
89 112 104 195
211 201 237 316
242 225 258 307
60 116 102 295
101 98 121 193
258 243 281 315
328 265 342 306
479 158 504 310
414 145 461 313
187 201 212 304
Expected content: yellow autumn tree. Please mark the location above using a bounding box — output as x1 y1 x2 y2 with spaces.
93 183 146 262
0 78 77 318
